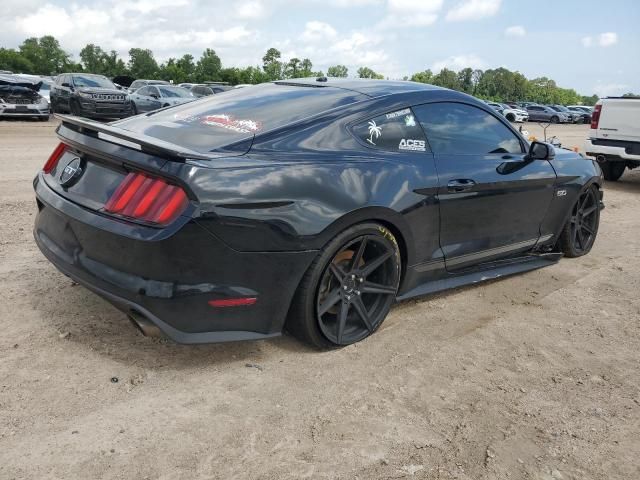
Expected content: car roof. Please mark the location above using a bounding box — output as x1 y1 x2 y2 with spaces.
275 77 444 99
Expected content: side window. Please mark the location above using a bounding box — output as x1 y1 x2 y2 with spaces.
148 86 160 97
137 86 149 96
352 108 428 153
413 102 523 155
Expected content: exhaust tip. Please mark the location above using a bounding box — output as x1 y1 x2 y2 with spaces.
596 154 607 163
128 310 163 338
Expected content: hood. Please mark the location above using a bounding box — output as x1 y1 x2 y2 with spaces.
77 86 125 95
0 74 42 91
0 85 42 103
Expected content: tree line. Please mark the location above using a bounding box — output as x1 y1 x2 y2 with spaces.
2 35 631 105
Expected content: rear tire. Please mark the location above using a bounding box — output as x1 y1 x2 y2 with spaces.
600 161 626 181
286 222 401 349
558 185 600 258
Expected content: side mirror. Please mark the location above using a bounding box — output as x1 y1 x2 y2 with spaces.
527 141 555 160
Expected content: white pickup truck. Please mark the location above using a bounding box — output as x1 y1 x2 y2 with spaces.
585 97 640 181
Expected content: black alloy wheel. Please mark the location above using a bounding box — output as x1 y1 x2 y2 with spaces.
559 186 600 257
551 115 559 124
287 223 401 348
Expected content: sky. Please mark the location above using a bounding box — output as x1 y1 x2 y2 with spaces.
1 0 639 96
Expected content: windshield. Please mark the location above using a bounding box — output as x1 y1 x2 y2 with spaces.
72 75 116 89
39 83 51 91
158 86 193 98
117 82 367 153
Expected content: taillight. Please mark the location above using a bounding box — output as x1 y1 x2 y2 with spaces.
43 142 67 173
104 172 188 226
590 104 602 129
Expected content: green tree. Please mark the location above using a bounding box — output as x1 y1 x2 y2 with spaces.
327 65 348 77
262 47 283 80
80 44 108 74
299 58 314 77
127 48 158 79
0 48 34 73
103 50 128 77
194 48 221 82
457 67 474 93
285 57 301 78
410 69 433 84
431 68 460 90
357 66 384 79
19 36 71 75
176 54 196 81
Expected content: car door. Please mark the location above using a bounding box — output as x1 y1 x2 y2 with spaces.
527 106 541 121
413 101 557 271
59 75 71 111
147 86 163 111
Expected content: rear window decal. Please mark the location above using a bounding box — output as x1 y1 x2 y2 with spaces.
385 108 411 120
202 114 262 134
367 120 382 145
398 138 426 152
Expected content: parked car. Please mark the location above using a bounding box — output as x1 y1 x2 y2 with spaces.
585 97 640 181
34 79 603 348
500 103 529 122
548 105 582 123
50 73 131 119
484 101 504 114
128 79 169 93
189 84 230 98
0 74 49 120
567 106 592 123
569 105 594 113
526 105 570 123
129 84 195 114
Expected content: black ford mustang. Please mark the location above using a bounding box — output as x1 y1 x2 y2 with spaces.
34 79 603 348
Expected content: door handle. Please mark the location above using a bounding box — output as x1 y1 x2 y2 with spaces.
447 179 477 192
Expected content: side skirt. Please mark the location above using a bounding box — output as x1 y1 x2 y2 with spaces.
396 253 562 302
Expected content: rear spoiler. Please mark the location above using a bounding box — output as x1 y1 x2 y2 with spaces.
56 114 240 161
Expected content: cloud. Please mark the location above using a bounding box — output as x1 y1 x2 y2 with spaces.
432 54 487 71
582 32 618 48
235 1 267 19
301 21 338 43
445 0 501 22
504 25 526 37
380 0 443 28
592 82 629 97
328 0 382 5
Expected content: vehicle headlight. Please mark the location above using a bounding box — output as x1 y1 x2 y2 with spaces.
38 96 48 105
78 92 93 99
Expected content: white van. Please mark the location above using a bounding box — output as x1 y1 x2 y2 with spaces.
585 97 640 181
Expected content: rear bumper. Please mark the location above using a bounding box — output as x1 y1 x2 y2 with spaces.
585 138 640 162
33 173 317 344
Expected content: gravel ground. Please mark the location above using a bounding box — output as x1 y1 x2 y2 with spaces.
0 118 639 480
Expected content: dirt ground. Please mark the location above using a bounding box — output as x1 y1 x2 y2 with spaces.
0 118 639 480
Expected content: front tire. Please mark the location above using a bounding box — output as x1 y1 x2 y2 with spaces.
600 161 626 181
506 113 515 122
551 115 559 124
558 186 600 258
287 223 401 348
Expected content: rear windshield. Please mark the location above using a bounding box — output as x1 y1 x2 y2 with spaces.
116 83 367 153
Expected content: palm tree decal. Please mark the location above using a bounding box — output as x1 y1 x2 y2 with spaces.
367 120 382 145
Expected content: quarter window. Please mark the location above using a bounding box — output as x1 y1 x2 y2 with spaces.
352 108 428 153
413 102 523 155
